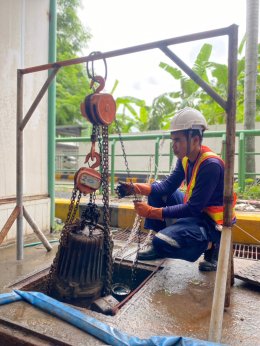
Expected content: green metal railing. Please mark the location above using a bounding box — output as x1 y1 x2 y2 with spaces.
56 129 260 193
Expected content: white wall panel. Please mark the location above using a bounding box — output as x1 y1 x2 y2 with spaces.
0 0 50 243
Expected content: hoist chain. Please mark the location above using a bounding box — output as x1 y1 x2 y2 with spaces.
90 125 98 152
114 119 138 202
97 125 113 296
80 201 100 235
63 189 82 244
81 125 99 236
114 119 141 286
46 188 82 294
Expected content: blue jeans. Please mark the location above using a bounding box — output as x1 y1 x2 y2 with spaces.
144 191 220 262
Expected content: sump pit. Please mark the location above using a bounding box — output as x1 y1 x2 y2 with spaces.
9 259 162 316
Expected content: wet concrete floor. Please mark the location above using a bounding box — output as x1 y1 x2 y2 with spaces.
0 233 260 346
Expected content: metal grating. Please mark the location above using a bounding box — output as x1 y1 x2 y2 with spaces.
112 229 148 244
233 243 260 261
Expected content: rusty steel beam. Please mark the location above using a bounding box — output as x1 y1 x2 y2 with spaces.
160 46 227 110
20 26 233 74
20 67 60 131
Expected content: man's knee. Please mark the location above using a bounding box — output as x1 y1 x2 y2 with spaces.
153 228 208 262
153 232 180 249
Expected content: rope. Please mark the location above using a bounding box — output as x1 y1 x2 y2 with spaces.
233 223 260 244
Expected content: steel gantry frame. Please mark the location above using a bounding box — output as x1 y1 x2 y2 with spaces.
0 24 238 343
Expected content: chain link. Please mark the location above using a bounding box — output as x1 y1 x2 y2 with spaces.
98 125 114 296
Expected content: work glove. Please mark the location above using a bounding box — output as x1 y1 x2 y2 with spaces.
134 201 163 220
115 181 151 199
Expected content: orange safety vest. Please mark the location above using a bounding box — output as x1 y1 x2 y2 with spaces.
182 145 236 225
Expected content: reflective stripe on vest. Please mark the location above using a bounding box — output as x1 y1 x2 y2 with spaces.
181 146 236 225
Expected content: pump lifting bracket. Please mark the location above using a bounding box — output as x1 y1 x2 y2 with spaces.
0 24 238 344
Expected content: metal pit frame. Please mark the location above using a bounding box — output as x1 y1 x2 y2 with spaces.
1 24 238 342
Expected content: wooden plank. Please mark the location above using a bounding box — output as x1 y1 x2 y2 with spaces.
0 206 20 245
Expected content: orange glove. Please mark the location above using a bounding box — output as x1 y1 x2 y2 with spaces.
134 183 152 196
134 201 163 220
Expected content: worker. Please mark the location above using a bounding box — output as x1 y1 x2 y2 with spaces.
116 107 236 271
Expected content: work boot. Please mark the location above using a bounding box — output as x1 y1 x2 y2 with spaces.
199 244 219 272
137 244 161 260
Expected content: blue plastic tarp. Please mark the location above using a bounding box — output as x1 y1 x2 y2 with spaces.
0 291 22 305
13 290 224 346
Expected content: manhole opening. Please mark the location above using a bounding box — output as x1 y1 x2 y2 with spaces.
9 260 161 316
233 243 260 260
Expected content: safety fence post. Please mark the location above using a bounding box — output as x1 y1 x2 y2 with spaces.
154 137 160 179
221 134 226 161
238 132 245 191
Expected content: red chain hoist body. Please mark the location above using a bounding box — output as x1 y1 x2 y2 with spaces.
80 76 116 126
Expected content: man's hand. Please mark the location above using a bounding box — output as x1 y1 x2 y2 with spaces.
115 181 134 199
134 201 163 220
115 182 152 199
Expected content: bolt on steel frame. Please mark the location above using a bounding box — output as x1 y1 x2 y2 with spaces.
1 24 238 343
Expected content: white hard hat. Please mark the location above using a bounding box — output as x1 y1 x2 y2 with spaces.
170 107 208 133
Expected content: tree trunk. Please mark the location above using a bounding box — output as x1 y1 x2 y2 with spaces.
244 0 259 179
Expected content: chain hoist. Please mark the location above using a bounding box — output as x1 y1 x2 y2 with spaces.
47 54 116 299
81 53 116 127
75 126 102 195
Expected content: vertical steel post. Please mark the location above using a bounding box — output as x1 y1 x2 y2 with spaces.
208 24 238 342
16 70 24 260
48 0 57 230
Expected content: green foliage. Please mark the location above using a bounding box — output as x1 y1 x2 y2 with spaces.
56 62 91 125
115 39 259 133
234 179 260 200
57 0 91 56
56 0 92 126
111 96 149 133
156 42 250 127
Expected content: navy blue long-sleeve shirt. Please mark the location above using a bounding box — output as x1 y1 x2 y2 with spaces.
150 157 224 219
